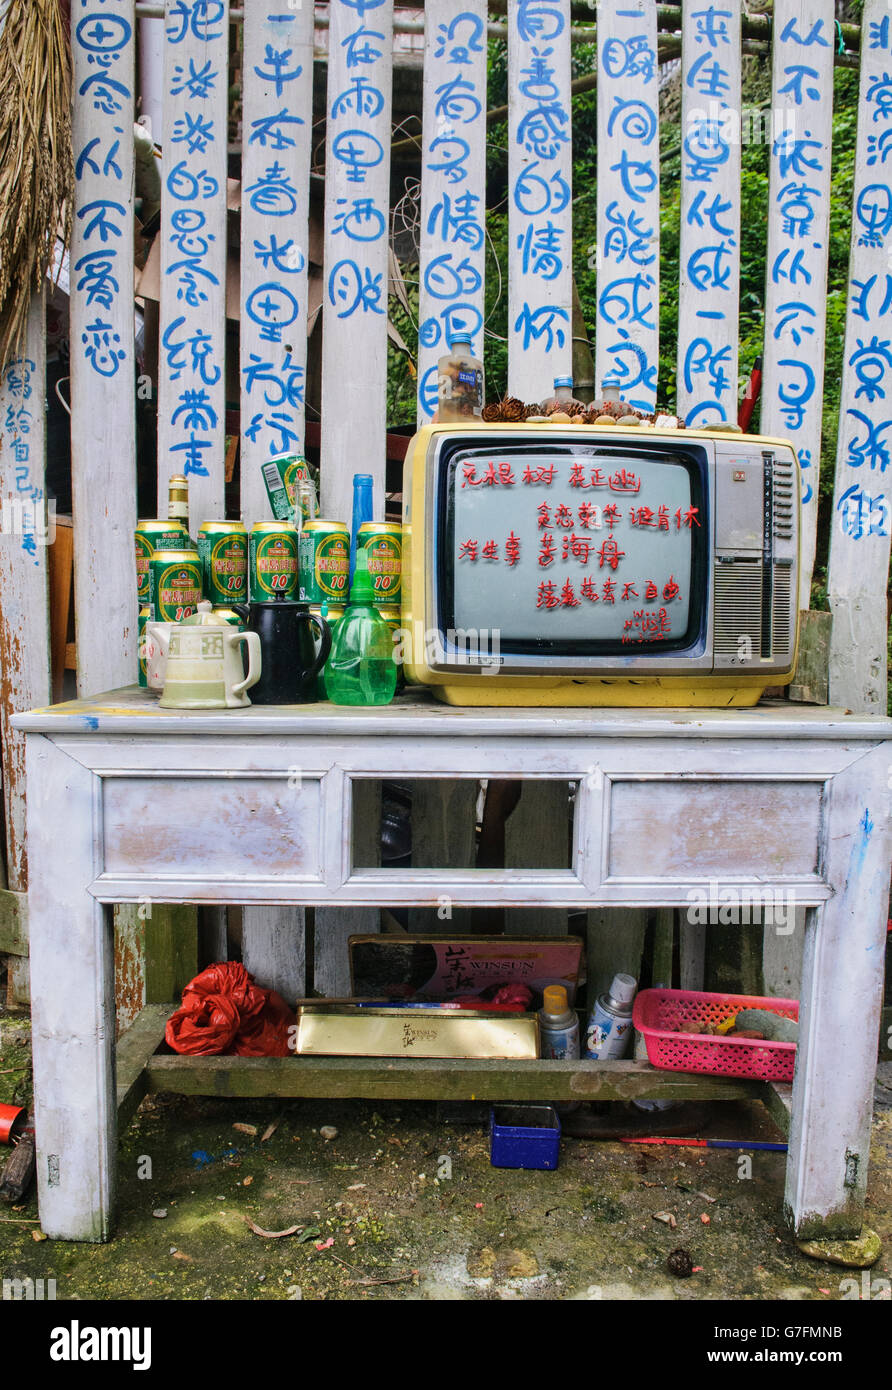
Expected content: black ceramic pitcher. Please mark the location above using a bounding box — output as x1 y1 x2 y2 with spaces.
236 596 331 704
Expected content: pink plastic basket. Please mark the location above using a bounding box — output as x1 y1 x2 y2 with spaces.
633 989 799 1082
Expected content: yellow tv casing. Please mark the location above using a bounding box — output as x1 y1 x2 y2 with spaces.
400 423 801 707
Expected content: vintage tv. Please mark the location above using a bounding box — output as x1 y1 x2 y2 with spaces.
400 423 800 707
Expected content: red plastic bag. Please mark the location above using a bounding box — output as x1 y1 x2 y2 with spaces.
165 962 296 1057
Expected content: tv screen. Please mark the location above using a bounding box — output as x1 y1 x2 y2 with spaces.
441 443 707 655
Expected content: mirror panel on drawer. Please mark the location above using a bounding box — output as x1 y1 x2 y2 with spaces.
605 778 824 880
101 775 322 879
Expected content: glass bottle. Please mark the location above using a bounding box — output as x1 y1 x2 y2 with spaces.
325 549 397 706
543 376 585 415
437 331 484 421
349 473 373 583
167 473 196 547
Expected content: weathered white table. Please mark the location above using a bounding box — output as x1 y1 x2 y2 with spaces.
13 689 892 1243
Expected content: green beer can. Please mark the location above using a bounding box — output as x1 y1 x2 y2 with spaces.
149 545 203 623
137 604 152 687
357 521 402 607
249 522 299 599
135 519 186 605
298 521 350 603
197 521 248 605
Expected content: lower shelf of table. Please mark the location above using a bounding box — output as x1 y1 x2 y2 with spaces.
118 1004 790 1132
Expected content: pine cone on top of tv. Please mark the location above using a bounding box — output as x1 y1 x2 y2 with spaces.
501 396 526 422
481 401 502 422
524 402 544 419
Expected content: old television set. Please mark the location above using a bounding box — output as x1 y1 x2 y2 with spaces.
400 423 800 706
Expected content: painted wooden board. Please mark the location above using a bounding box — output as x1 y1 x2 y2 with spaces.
142 1053 766 1104
319 0 394 527
0 294 51 900
416 0 487 422
158 0 229 530
70 0 138 694
784 745 892 1238
239 0 314 524
762 1 835 609
676 1 741 427
595 0 659 412
827 0 892 714
507 0 572 401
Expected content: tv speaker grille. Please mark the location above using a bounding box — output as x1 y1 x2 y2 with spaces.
772 565 792 658
714 561 763 657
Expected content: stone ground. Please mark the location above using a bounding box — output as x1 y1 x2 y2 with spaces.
1 1014 890 1302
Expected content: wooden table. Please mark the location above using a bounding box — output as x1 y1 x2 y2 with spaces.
13 688 892 1243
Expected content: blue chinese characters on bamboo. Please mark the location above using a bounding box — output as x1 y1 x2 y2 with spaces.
418 7 486 420
162 0 226 478
598 7 658 410
837 15 892 539
511 0 570 386
74 4 132 387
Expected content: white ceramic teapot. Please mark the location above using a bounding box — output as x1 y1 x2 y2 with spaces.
159 604 261 709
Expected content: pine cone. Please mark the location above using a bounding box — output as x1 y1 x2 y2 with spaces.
481 401 502 422
524 402 544 419
501 396 526 422
666 1248 694 1278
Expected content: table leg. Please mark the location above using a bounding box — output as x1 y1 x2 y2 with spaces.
27 736 116 1241
784 746 892 1241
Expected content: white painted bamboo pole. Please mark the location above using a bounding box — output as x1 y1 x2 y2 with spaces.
70 0 138 693
417 0 487 422
239 0 314 524
319 0 394 527
827 0 892 714
0 294 51 899
595 0 660 412
762 0 835 611
508 0 573 400
158 0 229 532
676 1 741 427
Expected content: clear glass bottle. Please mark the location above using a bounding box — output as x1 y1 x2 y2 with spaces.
293 476 319 533
325 550 397 706
437 331 484 421
543 376 585 416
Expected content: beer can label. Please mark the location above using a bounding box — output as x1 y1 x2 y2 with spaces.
359 530 402 606
199 530 248 604
260 460 293 521
137 605 152 687
150 559 203 623
250 529 299 599
135 525 185 603
299 531 349 603
282 457 310 507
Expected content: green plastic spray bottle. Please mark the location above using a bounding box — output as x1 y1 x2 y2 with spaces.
325 549 397 706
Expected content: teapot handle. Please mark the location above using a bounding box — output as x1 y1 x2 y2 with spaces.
306 614 332 684
229 631 262 696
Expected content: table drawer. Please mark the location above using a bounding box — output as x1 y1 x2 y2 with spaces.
100 773 324 881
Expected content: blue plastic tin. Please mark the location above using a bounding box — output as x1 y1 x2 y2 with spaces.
490 1104 561 1171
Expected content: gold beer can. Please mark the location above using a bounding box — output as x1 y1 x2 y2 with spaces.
298 521 350 603
357 521 402 607
249 521 299 600
149 545 203 623
197 521 248 605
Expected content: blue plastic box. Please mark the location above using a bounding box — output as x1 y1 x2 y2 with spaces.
490 1104 561 1170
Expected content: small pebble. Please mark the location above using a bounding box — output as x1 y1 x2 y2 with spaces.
152 1209 168 1219
320 1125 338 1141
